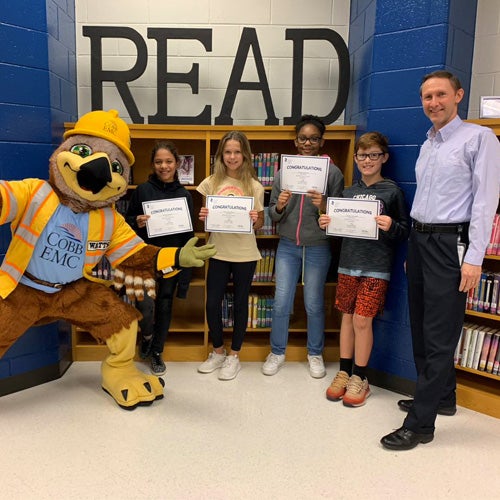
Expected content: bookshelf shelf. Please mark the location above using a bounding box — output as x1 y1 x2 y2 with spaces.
456 365 499 381
459 118 500 418
64 123 355 363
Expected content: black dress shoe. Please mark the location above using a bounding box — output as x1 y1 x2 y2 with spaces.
380 426 434 450
397 398 457 416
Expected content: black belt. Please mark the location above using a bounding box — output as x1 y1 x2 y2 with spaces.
24 271 64 289
412 221 468 234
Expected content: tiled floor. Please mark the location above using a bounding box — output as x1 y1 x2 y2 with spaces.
1 360 499 499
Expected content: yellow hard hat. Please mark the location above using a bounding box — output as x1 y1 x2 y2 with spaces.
64 109 135 165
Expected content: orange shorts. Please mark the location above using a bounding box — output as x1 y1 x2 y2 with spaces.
335 274 389 317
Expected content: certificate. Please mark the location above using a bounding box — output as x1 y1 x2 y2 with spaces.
142 198 193 238
325 197 380 240
205 195 254 234
280 155 329 194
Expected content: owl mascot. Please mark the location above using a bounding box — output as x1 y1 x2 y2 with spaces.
0 110 215 409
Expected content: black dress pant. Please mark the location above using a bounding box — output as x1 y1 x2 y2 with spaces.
404 228 467 434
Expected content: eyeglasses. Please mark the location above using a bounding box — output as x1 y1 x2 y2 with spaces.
354 152 386 161
296 135 322 145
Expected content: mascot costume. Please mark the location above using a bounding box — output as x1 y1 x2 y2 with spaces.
0 109 216 409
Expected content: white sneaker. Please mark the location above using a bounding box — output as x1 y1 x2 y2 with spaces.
308 354 326 378
262 352 285 375
198 350 226 373
218 354 241 380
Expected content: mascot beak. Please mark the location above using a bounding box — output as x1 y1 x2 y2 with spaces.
76 156 112 194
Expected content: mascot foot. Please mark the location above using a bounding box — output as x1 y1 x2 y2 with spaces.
101 363 165 410
102 324 165 409
102 376 165 410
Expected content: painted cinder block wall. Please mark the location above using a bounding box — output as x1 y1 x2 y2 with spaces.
0 0 77 391
346 0 479 388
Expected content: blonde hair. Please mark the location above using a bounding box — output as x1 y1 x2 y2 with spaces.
210 131 258 195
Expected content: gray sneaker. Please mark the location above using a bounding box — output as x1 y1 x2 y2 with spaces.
307 354 326 378
262 352 285 375
198 350 226 373
218 354 241 380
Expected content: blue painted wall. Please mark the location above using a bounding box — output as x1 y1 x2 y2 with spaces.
0 0 77 381
346 0 478 382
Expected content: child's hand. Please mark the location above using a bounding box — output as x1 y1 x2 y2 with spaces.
375 215 392 232
199 207 208 221
249 209 258 223
318 214 331 230
307 189 325 210
276 190 292 212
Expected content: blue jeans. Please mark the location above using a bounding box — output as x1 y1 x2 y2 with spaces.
270 237 331 356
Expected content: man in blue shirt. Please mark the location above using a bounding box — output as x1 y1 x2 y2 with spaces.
381 70 500 450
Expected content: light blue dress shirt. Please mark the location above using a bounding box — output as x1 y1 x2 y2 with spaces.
411 115 500 265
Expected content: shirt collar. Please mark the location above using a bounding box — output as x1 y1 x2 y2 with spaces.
426 115 463 142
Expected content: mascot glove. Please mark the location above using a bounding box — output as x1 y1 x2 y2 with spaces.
113 265 157 301
102 321 164 410
178 237 216 267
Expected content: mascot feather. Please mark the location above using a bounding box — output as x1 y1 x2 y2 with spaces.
0 109 216 409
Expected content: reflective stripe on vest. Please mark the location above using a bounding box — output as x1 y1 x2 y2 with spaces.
0 181 19 224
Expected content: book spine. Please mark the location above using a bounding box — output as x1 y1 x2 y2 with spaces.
493 340 500 375
490 273 500 315
460 326 473 367
466 328 479 368
478 273 487 312
471 329 486 370
486 334 499 373
478 332 493 371
486 213 498 255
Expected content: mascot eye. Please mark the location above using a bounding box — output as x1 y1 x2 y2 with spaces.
111 160 124 175
70 144 93 157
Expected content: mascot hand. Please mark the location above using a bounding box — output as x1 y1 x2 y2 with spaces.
102 320 164 410
113 267 156 300
113 245 161 300
178 237 216 267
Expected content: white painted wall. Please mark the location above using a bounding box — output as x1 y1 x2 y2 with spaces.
469 0 500 118
75 0 500 123
75 0 351 124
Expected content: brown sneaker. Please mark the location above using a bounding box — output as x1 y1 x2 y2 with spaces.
342 375 371 407
325 370 350 401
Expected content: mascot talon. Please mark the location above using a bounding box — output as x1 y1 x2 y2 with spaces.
102 322 164 409
0 109 214 409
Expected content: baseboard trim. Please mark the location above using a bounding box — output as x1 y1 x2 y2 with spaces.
366 367 416 397
0 357 72 398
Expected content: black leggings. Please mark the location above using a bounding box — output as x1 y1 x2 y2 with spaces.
205 258 257 352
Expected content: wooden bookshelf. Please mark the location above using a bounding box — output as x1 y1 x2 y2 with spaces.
459 118 500 418
64 123 356 363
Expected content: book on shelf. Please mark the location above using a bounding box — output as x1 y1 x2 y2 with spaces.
490 273 500 314
252 152 280 186
466 326 480 368
454 323 469 365
253 248 276 282
245 293 273 328
467 270 500 315
493 340 500 375
256 206 277 235
486 332 500 373
478 330 495 371
457 322 500 376
460 325 474 367
470 327 488 369
178 154 195 185
486 213 499 255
